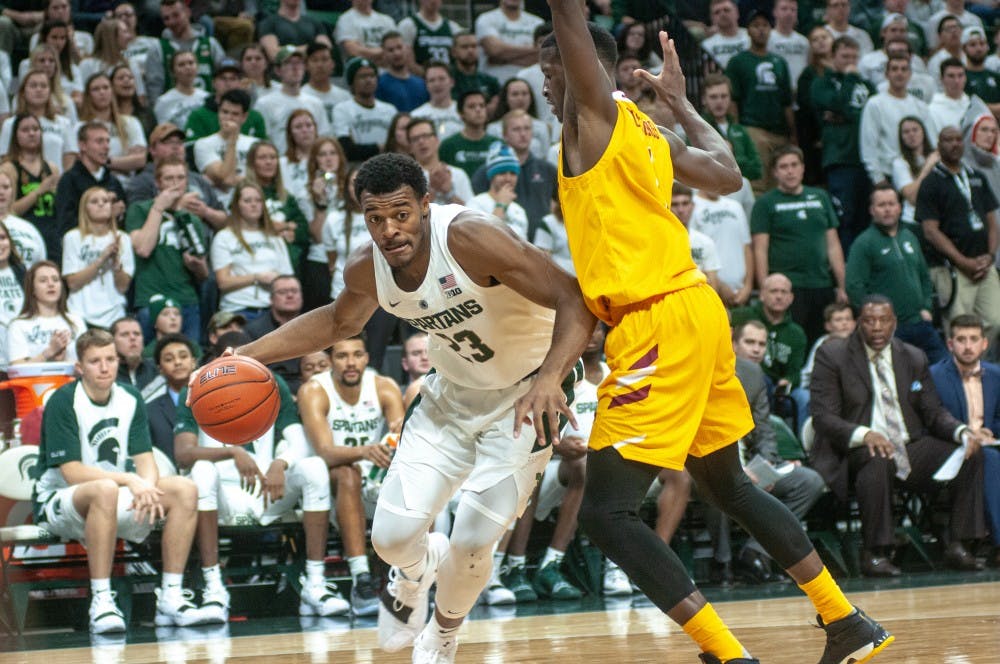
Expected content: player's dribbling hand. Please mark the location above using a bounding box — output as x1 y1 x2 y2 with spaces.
185 347 240 405
512 376 578 446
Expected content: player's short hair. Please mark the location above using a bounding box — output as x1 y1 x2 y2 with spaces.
539 22 618 70
823 302 853 322
869 181 899 204
154 332 197 365
672 182 693 199
355 153 428 201
306 40 331 58
732 319 767 343
949 314 985 336
220 88 252 113
77 328 115 358
859 293 895 312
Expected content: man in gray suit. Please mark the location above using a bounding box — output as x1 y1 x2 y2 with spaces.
810 295 987 576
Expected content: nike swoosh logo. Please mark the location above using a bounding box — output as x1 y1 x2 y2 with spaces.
881 248 891 254
389 300 400 307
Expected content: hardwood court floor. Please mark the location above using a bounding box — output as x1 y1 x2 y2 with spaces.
6 580 999 663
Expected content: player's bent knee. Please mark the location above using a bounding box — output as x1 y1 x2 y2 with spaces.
190 459 220 488
299 456 331 489
331 464 361 493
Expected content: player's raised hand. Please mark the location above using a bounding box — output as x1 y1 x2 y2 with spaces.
634 31 687 109
513 375 578 446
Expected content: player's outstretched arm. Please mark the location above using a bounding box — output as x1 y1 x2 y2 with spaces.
235 246 381 365
547 0 617 172
449 214 597 443
639 31 742 194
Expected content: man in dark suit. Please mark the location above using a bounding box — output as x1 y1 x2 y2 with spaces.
147 333 199 465
930 314 1000 567
810 295 987 576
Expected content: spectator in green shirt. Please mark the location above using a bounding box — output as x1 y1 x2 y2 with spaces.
751 145 847 344
183 57 268 145
701 72 763 181
725 8 795 193
438 90 500 179
731 273 808 392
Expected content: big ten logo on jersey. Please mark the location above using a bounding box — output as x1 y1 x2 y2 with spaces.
200 364 237 384
625 106 659 139
438 272 462 298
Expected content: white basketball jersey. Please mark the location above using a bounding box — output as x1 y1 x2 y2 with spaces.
372 204 556 389
563 362 609 441
311 369 387 449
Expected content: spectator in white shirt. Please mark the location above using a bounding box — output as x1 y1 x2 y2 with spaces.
302 41 350 128
154 50 210 129
474 0 544 85
405 116 472 205
702 0 749 68
210 181 294 317
858 13 928 86
194 89 259 206
6 260 85 364
767 0 810 90
79 73 148 181
0 69 77 172
410 61 464 140
466 142 528 239
860 54 936 184
927 14 965 88
823 0 874 55
62 187 134 329
892 115 939 229
929 57 971 131
691 188 754 307
334 0 396 65
331 57 396 162
926 0 984 51
672 183 722 294
254 46 329 154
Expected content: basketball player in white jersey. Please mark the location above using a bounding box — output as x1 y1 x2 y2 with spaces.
216 152 596 663
298 335 405 616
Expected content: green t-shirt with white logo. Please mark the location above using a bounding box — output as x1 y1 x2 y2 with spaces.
750 186 839 288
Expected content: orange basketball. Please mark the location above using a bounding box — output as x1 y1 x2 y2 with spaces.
189 355 280 445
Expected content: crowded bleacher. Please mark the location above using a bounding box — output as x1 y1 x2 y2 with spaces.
1 0 999 633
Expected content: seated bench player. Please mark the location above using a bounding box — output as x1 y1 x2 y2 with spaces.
298 336 405 616
32 329 213 633
174 372 350 620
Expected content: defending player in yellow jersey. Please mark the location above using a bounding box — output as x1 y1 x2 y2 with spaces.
541 2 893 664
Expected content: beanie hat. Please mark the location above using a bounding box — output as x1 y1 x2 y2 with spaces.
486 142 520 180
344 56 374 87
149 294 181 323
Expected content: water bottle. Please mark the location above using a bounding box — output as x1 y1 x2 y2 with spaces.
367 434 398 484
178 213 207 256
322 171 337 208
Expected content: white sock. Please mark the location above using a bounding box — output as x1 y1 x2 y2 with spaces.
91 578 112 597
305 559 326 586
508 554 526 569
202 564 223 590
492 550 505 571
431 613 460 639
161 572 184 599
348 555 369 582
541 547 564 568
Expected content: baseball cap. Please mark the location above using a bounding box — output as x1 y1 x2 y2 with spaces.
149 122 185 145
744 8 774 26
275 45 305 66
962 25 987 46
208 310 247 332
215 57 241 76
880 12 907 31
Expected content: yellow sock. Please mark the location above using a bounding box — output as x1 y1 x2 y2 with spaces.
682 603 746 661
798 566 854 624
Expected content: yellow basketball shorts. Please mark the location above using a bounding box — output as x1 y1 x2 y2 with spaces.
589 283 753 469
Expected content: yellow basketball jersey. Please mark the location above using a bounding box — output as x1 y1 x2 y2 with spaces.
558 97 704 323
